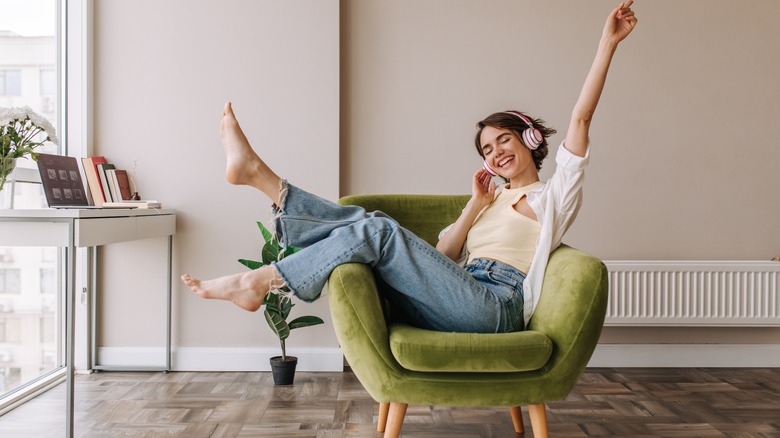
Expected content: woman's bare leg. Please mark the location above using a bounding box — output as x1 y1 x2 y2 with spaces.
180 266 284 312
221 101 283 205
181 103 288 310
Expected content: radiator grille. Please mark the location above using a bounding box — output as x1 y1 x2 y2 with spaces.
603 261 780 326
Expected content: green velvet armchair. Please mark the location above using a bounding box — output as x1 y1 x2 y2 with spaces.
329 194 609 438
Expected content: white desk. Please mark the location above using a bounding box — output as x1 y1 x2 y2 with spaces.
0 208 176 438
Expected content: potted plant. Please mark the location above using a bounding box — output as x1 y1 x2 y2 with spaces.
239 221 324 385
0 106 59 193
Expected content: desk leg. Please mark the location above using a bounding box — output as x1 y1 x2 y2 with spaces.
166 235 173 372
89 237 173 373
66 234 76 438
89 247 97 372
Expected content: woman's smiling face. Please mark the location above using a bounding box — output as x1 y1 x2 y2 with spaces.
479 125 536 182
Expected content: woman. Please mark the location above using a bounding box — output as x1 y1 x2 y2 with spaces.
182 1 637 333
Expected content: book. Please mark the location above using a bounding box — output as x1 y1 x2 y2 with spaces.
114 169 133 200
106 169 121 202
103 200 161 209
81 156 108 206
97 163 116 202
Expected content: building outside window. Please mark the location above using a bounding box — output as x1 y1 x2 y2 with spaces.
0 0 64 399
0 69 22 95
0 269 21 294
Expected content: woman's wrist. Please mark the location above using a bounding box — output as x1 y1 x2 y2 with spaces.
466 197 489 214
598 36 619 53
467 195 484 207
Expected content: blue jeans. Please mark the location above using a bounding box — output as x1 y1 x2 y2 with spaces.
272 182 525 333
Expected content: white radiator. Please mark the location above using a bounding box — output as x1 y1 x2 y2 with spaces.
603 261 780 326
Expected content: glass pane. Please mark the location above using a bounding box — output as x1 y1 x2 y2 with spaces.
0 0 63 399
0 247 61 396
1 0 61 210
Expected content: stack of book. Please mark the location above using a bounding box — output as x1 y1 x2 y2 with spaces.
81 156 161 209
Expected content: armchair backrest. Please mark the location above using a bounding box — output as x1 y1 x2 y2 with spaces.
338 194 471 246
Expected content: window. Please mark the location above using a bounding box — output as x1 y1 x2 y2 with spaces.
0 1 61 160
0 368 22 394
0 0 64 403
0 269 21 294
0 70 21 95
0 318 20 343
40 268 55 294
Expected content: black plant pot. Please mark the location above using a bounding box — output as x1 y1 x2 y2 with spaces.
270 356 298 385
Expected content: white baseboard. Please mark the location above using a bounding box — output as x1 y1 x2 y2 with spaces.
96 347 344 372
97 344 779 371
96 347 166 368
589 344 780 368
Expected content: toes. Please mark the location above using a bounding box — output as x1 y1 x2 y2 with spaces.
180 274 200 288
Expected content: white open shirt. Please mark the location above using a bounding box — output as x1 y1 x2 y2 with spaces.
440 141 590 329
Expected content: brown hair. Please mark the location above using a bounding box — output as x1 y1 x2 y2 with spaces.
474 111 557 171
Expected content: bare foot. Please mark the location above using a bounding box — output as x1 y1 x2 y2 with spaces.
181 266 283 312
220 102 283 203
221 102 261 185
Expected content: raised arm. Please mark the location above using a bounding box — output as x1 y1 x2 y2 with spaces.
565 1 638 157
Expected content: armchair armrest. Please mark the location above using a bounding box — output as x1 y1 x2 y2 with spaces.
527 245 609 388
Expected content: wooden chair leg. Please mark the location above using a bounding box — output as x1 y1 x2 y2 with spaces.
528 403 548 438
509 406 524 434
384 402 408 438
377 402 390 432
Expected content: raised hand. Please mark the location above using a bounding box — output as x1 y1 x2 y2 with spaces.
603 0 638 45
472 168 497 209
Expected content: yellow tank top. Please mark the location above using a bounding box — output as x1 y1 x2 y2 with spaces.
466 182 541 274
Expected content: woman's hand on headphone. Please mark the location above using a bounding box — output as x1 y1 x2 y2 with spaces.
472 168 497 209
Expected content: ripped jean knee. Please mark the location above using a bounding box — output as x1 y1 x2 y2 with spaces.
266 265 296 300
269 179 290 246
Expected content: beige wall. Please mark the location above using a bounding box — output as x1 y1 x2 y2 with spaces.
342 0 780 260
92 0 779 368
341 1 780 344
92 0 340 360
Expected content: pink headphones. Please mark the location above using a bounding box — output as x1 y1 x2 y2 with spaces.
482 111 544 177
506 111 544 151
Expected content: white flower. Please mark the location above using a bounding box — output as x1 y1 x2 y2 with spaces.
26 109 59 145
0 106 32 126
1 106 59 159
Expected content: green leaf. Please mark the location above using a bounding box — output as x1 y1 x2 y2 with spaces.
238 258 263 270
288 316 325 330
264 309 290 341
256 221 301 262
257 221 274 243
280 296 293 320
246 218 322 348
261 240 283 264
282 245 300 258
263 292 281 313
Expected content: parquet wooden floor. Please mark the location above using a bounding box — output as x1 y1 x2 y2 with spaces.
0 367 778 437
